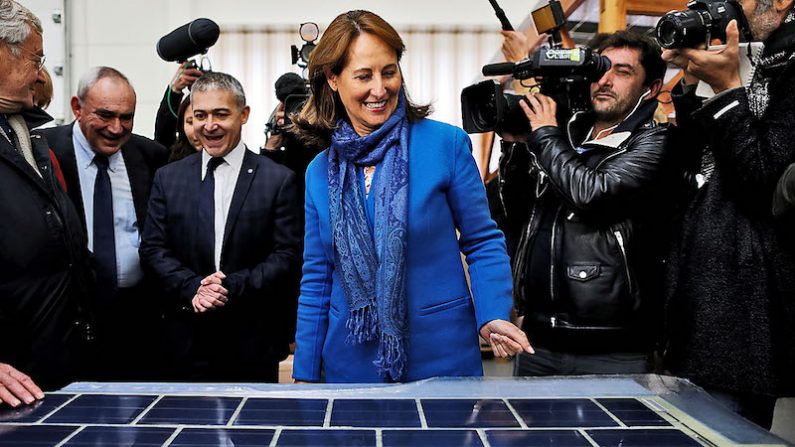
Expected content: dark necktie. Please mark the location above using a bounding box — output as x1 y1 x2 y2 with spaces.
93 154 117 300
197 157 224 273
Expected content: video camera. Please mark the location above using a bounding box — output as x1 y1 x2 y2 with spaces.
265 73 309 137
264 23 317 139
656 0 748 49
461 0 611 135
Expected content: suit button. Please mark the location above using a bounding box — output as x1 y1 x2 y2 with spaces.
578 271 587 279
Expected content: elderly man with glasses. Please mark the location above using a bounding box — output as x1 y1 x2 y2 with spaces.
0 0 95 407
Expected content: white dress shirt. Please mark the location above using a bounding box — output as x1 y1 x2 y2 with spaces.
72 122 144 288
201 141 247 270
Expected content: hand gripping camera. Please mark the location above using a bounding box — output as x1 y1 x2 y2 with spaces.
655 0 749 49
461 0 611 135
461 47 611 135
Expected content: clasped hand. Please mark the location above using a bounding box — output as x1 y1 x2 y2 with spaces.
192 271 228 313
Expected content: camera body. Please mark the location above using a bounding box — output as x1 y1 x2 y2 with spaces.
265 93 308 136
461 47 610 134
656 0 745 49
184 58 212 73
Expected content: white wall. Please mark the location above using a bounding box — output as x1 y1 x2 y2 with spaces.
22 0 540 143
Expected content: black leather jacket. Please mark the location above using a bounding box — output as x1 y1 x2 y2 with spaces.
499 100 680 352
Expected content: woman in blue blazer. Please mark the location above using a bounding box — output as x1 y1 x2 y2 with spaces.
291 10 532 383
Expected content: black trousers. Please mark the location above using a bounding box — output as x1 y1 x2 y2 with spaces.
87 282 167 381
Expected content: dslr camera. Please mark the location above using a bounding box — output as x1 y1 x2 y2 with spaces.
461 0 611 135
656 0 747 49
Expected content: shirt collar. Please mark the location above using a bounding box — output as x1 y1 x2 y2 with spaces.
201 139 247 180
72 121 122 172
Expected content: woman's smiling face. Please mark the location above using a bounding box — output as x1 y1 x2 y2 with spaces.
327 32 402 136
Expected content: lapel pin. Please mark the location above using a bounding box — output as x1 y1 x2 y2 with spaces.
248 168 253 174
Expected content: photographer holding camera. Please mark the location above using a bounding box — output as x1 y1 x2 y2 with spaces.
662 0 795 428
261 72 318 191
499 31 682 377
154 62 203 150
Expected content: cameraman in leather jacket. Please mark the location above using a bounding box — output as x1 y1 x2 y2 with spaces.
499 32 683 376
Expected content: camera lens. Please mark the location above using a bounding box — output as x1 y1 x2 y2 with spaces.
656 18 680 49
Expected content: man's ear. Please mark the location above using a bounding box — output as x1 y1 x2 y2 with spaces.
70 96 82 120
241 105 251 125
647 79 663 99
775 0 794 13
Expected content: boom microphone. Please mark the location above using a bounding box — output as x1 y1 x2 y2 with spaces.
157 18 220 62
482 62 516 77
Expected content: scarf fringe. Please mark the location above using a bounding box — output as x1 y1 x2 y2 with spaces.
345 305 379 344
374 333 407 381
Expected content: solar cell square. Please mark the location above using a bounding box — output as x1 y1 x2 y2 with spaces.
508 398 619 428
234 398 328 426
137 396 242 425
596 398 671 427
44 394 156 424
0 394 73 423
0 424 78 446
486 429 592 447
586 429 702 447
277 429 376 446
169 428 275 446
331 399 420 428
421 399 520 428
61 426 174 446
382 429 484 447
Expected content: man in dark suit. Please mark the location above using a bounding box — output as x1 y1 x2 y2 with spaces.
1 0 93 405
140 72 302 382
37 67 168 380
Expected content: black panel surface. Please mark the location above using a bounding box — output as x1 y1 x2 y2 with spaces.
422 399 520 428
597 398 671 426
62 426 175 446
0 424 78 446
331 399 420 427
587 428 703 446
508 398 618 427
234 398 327 426
0 393 723 447
44 394 156 424
0 394 73 423
383 429 484 447
169 428 275 446
486 429 592 447
138 396 242 425
277 429 376 446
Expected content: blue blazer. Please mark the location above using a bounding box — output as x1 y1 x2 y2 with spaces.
293 119 512 383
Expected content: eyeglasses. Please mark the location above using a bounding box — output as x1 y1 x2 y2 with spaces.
17 45 46 71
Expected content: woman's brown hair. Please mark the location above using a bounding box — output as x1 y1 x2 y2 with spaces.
290 10 431 150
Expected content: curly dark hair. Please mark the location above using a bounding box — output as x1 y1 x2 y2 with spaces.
595 31 666 86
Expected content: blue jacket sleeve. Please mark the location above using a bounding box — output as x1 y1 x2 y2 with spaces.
447 128 512 329
292 160 333 382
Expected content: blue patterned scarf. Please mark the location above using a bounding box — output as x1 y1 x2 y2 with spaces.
328 92 409 381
